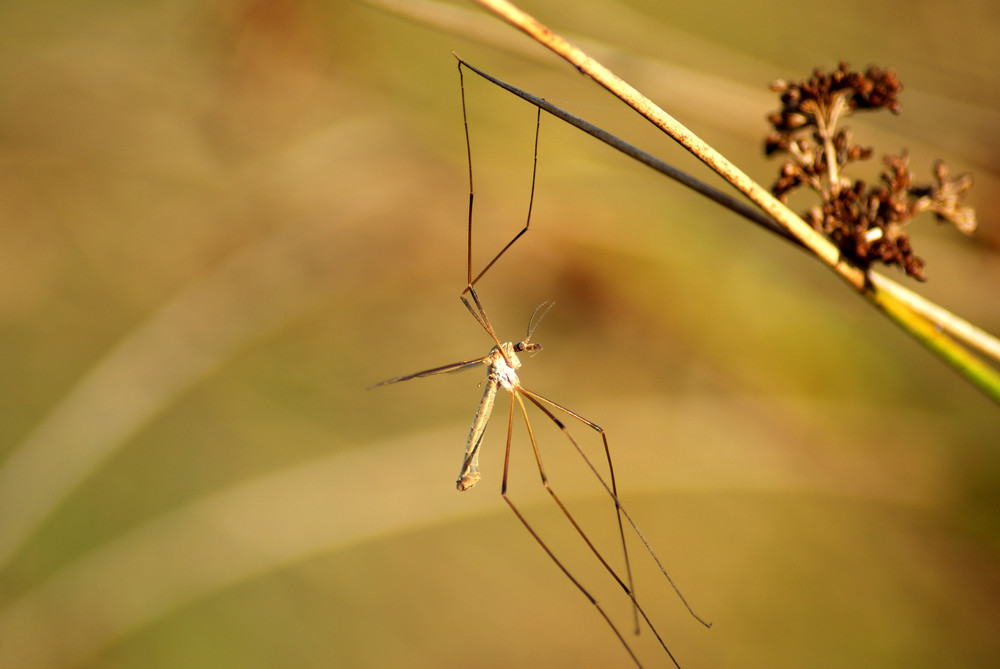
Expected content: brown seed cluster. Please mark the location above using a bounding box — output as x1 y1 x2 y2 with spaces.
764 62 975 281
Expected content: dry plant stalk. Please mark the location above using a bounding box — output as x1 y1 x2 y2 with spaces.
471 0 1000 404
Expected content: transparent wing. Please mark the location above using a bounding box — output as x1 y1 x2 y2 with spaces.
367 356 488 389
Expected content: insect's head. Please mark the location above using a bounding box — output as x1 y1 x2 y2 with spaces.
514 340 542 354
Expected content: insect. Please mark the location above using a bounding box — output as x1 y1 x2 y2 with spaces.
371 59 709 668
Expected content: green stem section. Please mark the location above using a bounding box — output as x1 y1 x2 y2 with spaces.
870 288 1000 403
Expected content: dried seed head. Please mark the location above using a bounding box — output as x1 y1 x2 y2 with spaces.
762 63 974 280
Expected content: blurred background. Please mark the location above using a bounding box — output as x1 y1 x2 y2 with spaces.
1 0 999 667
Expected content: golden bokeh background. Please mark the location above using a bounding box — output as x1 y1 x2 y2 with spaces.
1 1 999 667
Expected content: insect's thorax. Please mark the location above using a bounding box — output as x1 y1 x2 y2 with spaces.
489 342 522 391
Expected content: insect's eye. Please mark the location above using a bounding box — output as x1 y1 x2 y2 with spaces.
514 342 527 352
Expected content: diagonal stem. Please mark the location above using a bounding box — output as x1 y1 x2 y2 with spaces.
469 0 1000 405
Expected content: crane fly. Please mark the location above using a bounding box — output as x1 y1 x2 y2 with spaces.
370 59 710 669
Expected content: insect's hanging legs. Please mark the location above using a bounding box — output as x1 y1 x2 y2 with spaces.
466 104 539 291
457 61 542 342
522 389 713 631
518 389 640 632
498 391 656 669
514 390 689 667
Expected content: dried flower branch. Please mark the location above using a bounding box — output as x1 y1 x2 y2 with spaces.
765 62 977 281
464 0 1000 404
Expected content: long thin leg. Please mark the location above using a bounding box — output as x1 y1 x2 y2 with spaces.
458 60 476 290
457 61 544 368
499 393 652 669
513 392 687 668
521 388 712 629
466 105 540 292
460 284 501 347
524 386 640 633
458 60 542 298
